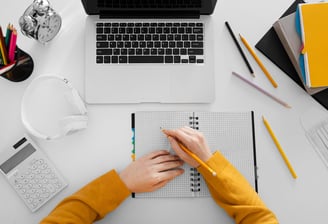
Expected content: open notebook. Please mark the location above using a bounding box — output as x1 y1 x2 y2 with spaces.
131 111 258 198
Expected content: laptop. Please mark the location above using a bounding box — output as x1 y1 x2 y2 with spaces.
81 0 217 103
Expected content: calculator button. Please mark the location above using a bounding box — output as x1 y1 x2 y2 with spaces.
46 184 56 193
27 189 36 194
41 179 48 184
33 169 41 174
42 168 51 174
24 194 30 199
22 179 29 184
31 164 38 170
41 193 50 198
6 143 67 212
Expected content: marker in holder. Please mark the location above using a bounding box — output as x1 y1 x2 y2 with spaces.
0 45 33 82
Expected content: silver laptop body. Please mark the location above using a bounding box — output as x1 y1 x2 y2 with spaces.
82 0 217 104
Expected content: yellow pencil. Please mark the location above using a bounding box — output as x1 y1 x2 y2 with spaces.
239 34 278 88
262 116 297 179
177 141 217 177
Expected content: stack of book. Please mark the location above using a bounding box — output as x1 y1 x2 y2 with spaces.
255 0 328 110
274 1 328 90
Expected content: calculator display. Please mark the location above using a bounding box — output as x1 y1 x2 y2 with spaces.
0 143 35 174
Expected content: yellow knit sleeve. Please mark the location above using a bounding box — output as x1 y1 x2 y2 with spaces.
198 151 278 224
40 170 131 224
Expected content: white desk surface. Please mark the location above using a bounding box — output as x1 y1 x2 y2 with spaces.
1 0 328 223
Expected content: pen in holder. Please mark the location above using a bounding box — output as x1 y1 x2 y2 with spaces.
0 45 34 82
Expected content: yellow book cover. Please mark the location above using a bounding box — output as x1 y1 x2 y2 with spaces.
299 2 328 87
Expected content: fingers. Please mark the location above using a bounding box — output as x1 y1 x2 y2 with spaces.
163 127 195 148
152 153 184 172
167 136 190 161
151 168 184 191
152 154 180 164
144 150 170 160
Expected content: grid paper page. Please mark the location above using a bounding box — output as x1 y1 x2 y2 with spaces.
134 111 256 198
195 111 256 189
135 111 199 198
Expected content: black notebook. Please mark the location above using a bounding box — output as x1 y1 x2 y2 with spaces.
131 111 258 198
255 0 328 110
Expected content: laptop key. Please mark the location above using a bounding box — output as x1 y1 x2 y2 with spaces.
112 56 118 63
96 56 103 63
193 28 203 33
129 56 164 63
97 42 109 48
174 56 181 63
96 35 107 41
191 42 203 48
189 56 196 63
97 49 112 55
104 56 110 63
119 56 128 63
165 56 173 63
96 28 104 34
188 49 203 55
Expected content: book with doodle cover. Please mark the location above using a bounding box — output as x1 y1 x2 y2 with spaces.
131 111 258 198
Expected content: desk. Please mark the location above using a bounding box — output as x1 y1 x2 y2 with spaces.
1 0 328 223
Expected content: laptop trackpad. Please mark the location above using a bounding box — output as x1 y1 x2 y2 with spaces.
105 68 169 103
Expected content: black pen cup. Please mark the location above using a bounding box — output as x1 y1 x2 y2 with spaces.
0 46 34 82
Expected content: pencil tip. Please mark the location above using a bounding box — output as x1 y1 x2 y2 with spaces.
251 72 256 78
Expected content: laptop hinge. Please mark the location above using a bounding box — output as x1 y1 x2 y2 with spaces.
99 10 200 19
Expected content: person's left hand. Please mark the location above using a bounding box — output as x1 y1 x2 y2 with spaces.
119 150 184 193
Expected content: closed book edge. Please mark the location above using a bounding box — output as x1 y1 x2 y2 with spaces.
297 2 328 87
273 13 326 95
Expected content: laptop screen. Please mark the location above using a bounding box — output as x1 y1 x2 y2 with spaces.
81 0 217 16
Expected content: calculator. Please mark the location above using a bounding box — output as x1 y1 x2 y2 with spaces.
0 135 68 212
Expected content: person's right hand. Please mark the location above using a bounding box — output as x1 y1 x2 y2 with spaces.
119 150 184 193
162 127 212 168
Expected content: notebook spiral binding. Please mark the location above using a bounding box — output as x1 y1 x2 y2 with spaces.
190 168 201 192
189 114 201 192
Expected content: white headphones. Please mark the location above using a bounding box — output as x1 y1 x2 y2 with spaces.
21 75 88 140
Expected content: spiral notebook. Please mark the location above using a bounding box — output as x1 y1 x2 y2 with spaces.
131 111 257 198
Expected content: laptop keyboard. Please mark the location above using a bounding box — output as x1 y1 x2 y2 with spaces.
96 22 204 64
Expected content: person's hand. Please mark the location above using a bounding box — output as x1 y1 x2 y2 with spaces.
119 150 184 193
162 127 212 168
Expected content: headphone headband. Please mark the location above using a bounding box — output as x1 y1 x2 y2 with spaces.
21 75 88 140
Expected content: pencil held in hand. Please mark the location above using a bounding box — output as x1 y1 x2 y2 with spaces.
162 129 216 176
176 141 217 176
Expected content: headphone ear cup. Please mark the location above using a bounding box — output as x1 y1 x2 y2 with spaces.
59 115 88 136
65 89 87 115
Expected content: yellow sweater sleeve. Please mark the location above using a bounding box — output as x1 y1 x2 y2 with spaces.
40 170 131 224
198 151 278 224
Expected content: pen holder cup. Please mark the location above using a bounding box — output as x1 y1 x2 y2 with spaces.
0 46 34 82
